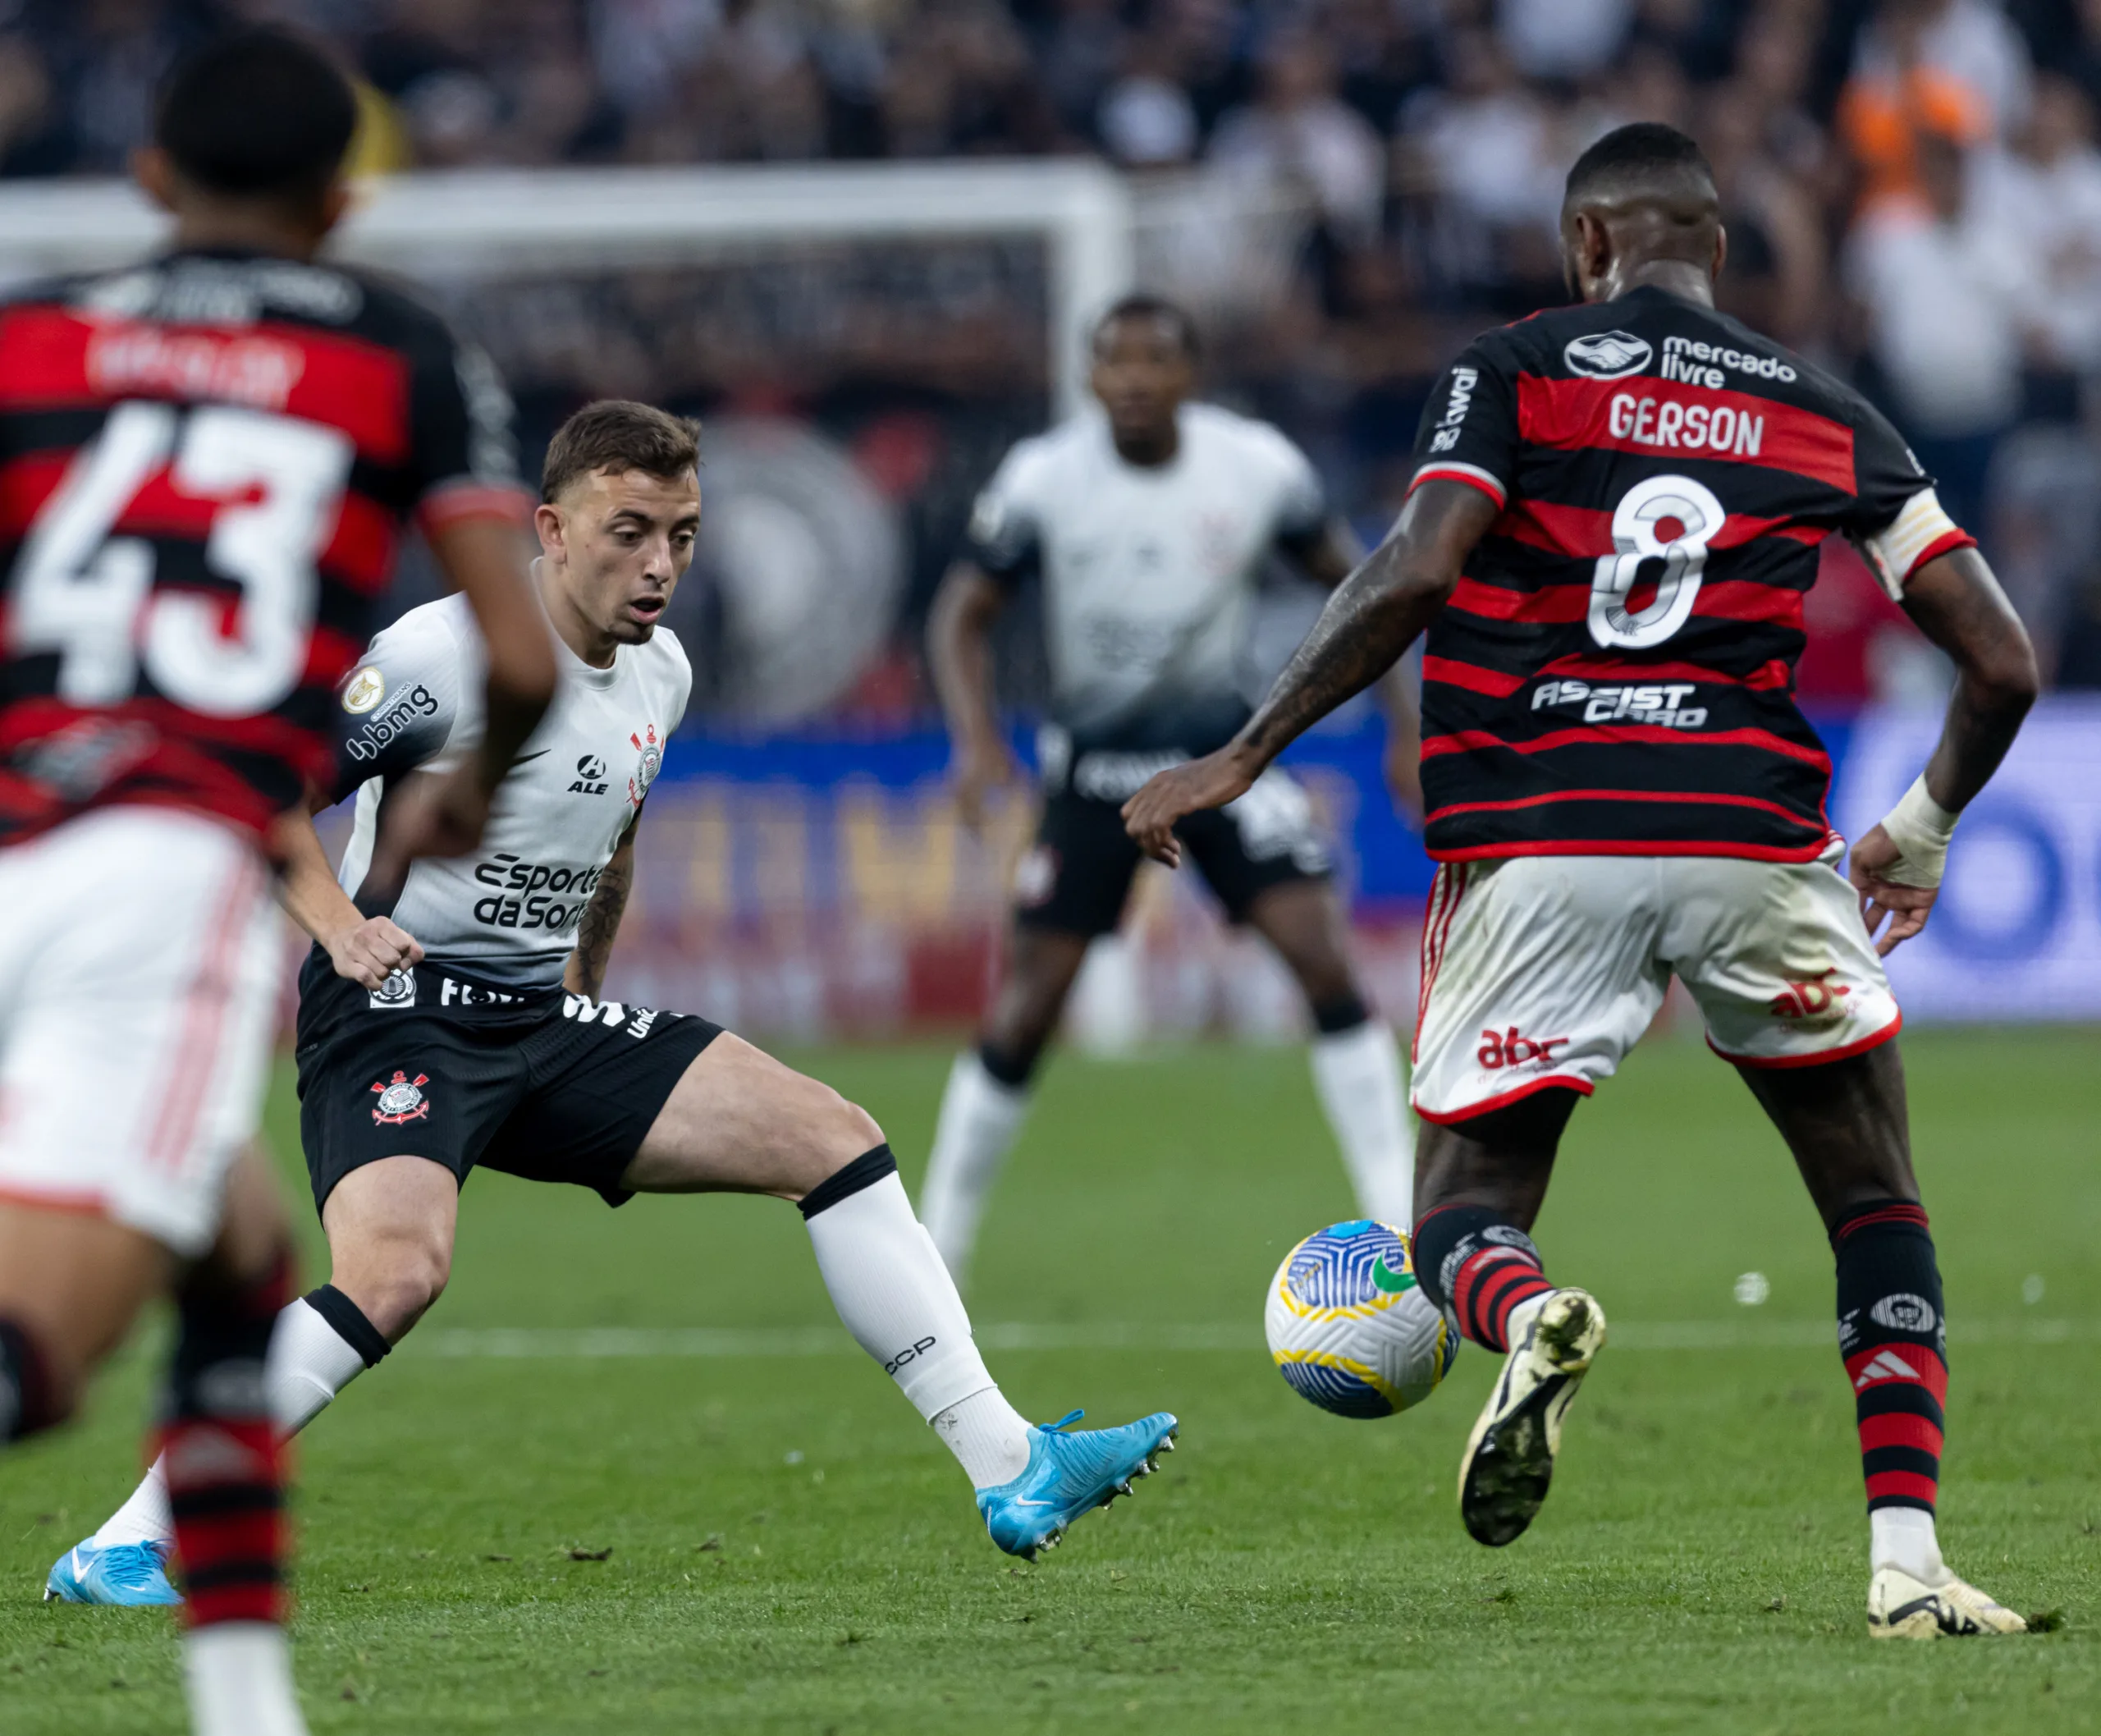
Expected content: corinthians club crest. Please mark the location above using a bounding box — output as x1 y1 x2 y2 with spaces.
627 723 662 808
370 1070 431 1126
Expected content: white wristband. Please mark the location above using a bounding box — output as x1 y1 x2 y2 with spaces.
1873 774 1960 889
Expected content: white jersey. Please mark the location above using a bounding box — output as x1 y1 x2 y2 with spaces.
330 593 691 990
966 402 1327 753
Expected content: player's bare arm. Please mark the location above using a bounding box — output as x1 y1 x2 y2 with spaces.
1124 479 1497 864
1847 545 2039 955
1284 515 1424 818
566 816 638 999
369 516 556 882
271 803 424 992
928 560 1019 831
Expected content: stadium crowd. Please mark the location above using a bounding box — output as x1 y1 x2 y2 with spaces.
4 0 2101 694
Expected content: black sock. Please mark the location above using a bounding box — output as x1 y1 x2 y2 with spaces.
304 1283 390 1368
0 1316 60 1443
799 1144 899 1221
1311 992 1371 1035
1833 1200 1946 1515
1412 1203 1555 1353
977 1041 1037 1090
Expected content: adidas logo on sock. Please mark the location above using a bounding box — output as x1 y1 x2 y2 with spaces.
1852 1349 1920 1390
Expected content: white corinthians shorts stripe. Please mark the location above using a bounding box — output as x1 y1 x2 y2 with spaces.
0 809 282 1256
1412 842 1901 1124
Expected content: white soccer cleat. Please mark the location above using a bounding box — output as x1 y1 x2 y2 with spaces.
1458 1286 1607 1547
1868 1565 2027 1639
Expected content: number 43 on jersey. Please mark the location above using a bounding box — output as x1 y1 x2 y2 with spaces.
8 400 353 717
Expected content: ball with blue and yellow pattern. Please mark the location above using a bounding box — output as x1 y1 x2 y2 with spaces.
1264 1220 1457 1418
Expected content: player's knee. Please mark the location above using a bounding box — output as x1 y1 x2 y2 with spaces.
794 1082 886 1189
341 1237 451 1341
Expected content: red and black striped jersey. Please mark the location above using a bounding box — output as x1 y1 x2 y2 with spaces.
0 247 533 848
1408 285 1971 863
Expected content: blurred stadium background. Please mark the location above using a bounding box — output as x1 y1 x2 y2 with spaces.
2 0 2098 1037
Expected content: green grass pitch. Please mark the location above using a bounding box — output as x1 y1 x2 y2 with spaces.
1 1028 2095 1733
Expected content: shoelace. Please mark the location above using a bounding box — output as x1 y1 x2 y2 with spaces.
1041 1409 1085 1433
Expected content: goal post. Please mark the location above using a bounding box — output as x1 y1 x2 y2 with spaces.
0 160 1137 417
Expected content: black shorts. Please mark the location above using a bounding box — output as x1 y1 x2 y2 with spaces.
295 964 721 1215
1014 759 1332 938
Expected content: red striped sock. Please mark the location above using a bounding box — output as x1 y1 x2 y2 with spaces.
161 1249 293 1628
162 1417 285 1627
1449 1244 1554 1354
1833 1200 1944 1515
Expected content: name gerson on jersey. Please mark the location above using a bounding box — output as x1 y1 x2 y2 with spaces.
0 250 530 846
1407 285 1971 863
315 592 691 1005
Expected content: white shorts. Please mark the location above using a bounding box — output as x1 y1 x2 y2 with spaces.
0 808 284 1257
1412 845 1902 1125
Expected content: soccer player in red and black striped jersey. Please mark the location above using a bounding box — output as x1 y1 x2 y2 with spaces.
0 30 554 1734
1126 123 2039 1638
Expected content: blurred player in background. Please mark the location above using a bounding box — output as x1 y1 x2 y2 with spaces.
1128 125 2039 1638
0 30 556 1735
922 295 1419 1288
64 400 1177 1603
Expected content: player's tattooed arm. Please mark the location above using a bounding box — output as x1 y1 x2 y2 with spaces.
1280 516 1425 819
567 818 639 999
1124 480 1496 864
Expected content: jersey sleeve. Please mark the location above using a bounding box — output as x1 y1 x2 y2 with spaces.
964 440 1046 583
1408 337 1521 511
1841 396 1977 598
327 608 468 799
405 318 535 535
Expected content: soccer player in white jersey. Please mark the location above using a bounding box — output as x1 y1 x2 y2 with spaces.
60 401 1176 1606
921 295 1419 1287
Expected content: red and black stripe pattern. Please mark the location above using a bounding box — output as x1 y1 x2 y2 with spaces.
1413 1203 1556 1354
1833 1200 1946 1514
1408 287 1971 863
0 251 531 848
159 1250 295 1628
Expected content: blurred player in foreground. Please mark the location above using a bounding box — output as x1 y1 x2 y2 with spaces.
1127 125 2039 1639
64 401 1176 1605
922 295 1419 1288
2 30 556 1734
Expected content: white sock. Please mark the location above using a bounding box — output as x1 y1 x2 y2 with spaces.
803 1168 1032 1487
1872 1506 1949 1585
90 1297 373 1555
267 1296 373 1436
1308 1019 1417 1228
917 1051 1031 1285
183 1621 308 1736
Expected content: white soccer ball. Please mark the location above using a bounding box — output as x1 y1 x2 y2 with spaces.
1265 1219 1457 1418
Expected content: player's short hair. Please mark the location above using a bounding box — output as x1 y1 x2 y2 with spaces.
1095 294 1202 363
541 401 703 504
1563 122 1717 208
154 29 358 206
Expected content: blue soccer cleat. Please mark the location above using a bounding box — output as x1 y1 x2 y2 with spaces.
977 1408 1179 1560
44 1540 181 1606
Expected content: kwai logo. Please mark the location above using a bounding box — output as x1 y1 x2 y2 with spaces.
1563 331 1653 379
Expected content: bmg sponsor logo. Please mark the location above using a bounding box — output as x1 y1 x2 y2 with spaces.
346 684 440 763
